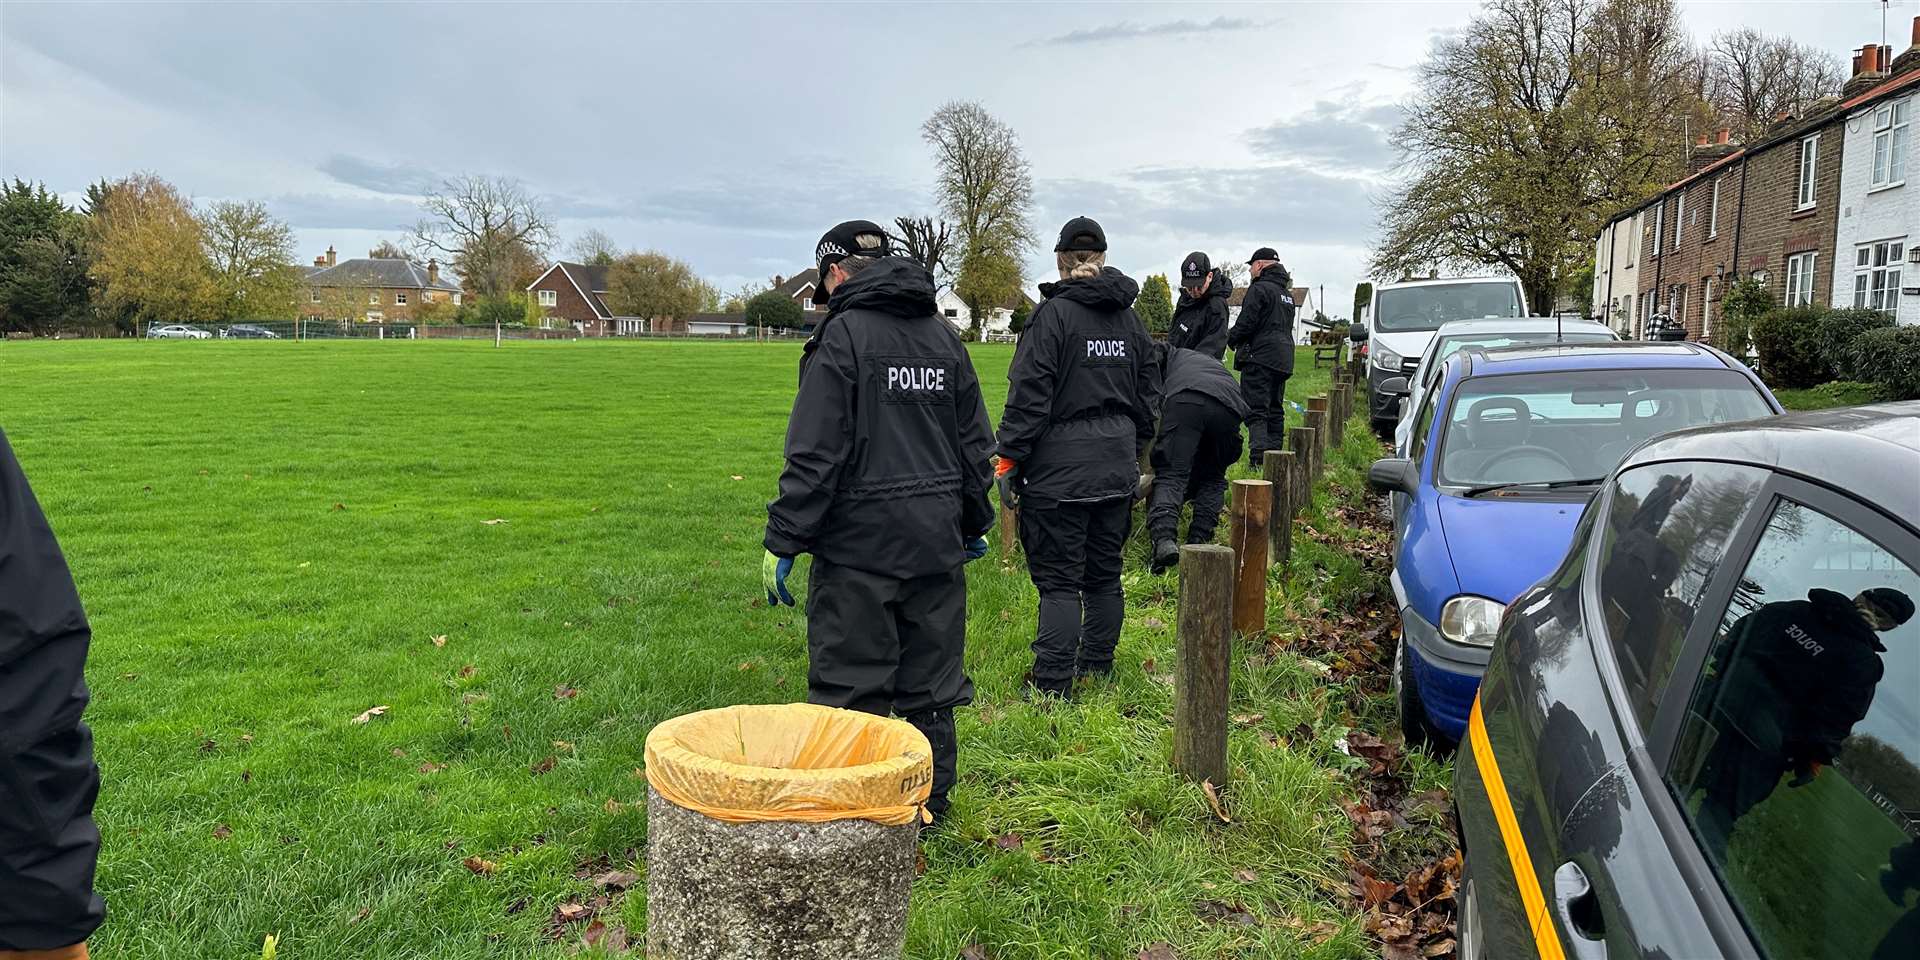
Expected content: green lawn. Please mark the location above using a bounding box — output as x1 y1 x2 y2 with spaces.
4 339 1405 959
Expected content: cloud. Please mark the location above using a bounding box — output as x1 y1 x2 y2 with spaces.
1037 162 1378 253
264 193 424 231
1025 16 1264 48
1243 101 1402 171
318 155 445 196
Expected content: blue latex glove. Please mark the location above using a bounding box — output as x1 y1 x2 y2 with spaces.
964 536 989 561
762 550 795 606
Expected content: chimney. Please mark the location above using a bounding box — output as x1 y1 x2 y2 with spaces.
1844 42 1894 96
1695 132 1709 147
326 245 337 267
313 255 327 268
427 259 439 286
1893 18 1920 75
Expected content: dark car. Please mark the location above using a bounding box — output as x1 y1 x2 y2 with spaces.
1454 402 1920 960
221 323 279 339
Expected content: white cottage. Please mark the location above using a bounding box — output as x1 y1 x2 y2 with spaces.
1830 58 1918 325
1592 207 1646 336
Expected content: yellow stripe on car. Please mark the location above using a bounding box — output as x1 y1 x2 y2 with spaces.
1467 695 1568 960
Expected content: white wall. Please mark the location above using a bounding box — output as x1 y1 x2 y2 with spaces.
1593 211 1642 335
1832 90 1917 325
935 288 1014 334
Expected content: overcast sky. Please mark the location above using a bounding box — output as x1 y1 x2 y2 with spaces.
1 0 1906 313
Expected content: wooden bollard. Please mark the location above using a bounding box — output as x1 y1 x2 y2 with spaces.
1330 384 1347 447
1304 407 1328 482
1173 544 1233 787
1289 426 1315 516
999 504 1019 558
1265 450 1295 569
1228 479 1271 636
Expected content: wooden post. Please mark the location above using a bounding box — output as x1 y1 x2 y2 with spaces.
1290 425 1316 512
1329 384 1347 447
999 504 1019 558
1266 450 1295 570
1304 406 1328 482
1173 544 1233 786
1229 479 1270 636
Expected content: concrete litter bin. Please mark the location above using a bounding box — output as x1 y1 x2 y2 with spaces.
643 703 933 960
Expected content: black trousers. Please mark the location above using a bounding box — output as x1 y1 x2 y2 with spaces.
1240 365 1289 466
805 558 973 816
1148 393 1243 546
1019 497 1131 687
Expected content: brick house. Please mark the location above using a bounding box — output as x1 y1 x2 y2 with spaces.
526 261 649 336
300 246 462 322
771 269 822 311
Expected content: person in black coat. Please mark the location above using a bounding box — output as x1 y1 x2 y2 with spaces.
1 429 104 958
1147 348 1248 573
1227 248 1296 468
1168 251 1230 359
762 220 997 823
996 217 1162 699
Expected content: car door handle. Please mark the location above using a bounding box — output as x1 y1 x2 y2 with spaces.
1552 861 1609 960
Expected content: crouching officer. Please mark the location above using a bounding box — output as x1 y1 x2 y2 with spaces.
1227 248 1296 468
1 429 105 960
761 220 996 825
1148 347 1248 574
1168 251 1231 359
996 217 1161 698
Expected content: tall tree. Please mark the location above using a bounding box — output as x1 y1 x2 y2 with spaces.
722 279 770 313
0 179 92 333
888 215 954 280
199 200 300 321
1704 29 1845 142
568 228 621 267
603 251 707 324
367 239 415 261
1137 274 1174 335
1372 0 1699 311
413 175 552 300
923 102 1034 335
1352 281 1374 320
89 173 217 330
744 289 803 330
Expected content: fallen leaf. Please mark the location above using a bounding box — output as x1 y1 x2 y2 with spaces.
1230 713 1266 726
603 797 623 814
350 705 389 724
1143 617 1166 630
730 474 744 481
1137 944 1179 960
349 905 370 924
481 518 509 525
458 664 476 678
332 502 346 511
959 946 991 960
505 897 528 915
201 739 218 752
531 755 557 776
552 901 591 923
212 824 232 840
992 832 1024 851
431 634 448 648
554 685 578 700
552 740 575 752
1233 868 1260 883
1201 780 1233 823
391 747 407 758
462 856 497 876
591 869 639 891
297 561 310 568
419 762 446 774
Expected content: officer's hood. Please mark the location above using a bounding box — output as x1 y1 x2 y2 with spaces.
1176 268 1233 309
828 257 938 318
1039 266 1139 311
1252 265 1292 291
1808 588 1887 651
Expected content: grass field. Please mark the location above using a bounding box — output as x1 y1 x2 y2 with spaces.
4 339 1415 959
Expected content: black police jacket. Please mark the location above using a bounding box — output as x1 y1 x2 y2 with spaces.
1713 588 1887 765
0 428 106 950
1227 267 1296 374
1164 347 1250 422
765 258 996 579
996 267 1162 504
1168 269 1231 359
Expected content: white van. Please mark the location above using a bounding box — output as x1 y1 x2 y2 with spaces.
1351 276 1528 435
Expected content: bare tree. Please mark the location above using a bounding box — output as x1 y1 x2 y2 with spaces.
199 200 300 321
367 239 415 261
568 228 621 267
413 175 552 299
923 102 1033 335
888 215 954 280
1704 29 1845 142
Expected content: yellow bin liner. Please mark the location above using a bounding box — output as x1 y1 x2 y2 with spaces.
644 703 933 827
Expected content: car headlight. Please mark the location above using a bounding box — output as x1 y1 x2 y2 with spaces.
1439 595 1504 647
1372 345 1403 371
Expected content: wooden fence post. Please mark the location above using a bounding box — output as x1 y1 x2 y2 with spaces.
1289 426 1315 516
1329 384 1347 447
1265 450 1294 570
1173 544 1233 787
1229 479 1271 636
1304 404 1328 482
1000 504 1019 558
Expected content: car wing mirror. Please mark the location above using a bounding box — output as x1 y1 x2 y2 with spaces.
1367 458 1418 495
1379 376 1410 396
1350 325 1370 343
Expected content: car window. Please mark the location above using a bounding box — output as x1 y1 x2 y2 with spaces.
1410 375 1442 464
1373 282 1524 333
1666 497 1919 960
1436 369 1773 488
1596 462 1772 730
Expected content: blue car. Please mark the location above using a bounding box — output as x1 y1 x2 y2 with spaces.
1367 342 1782 747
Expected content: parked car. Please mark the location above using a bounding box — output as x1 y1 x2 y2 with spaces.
1350 276 1528 438
147 324 212 339
1388 316 1620 459
221 323 279 339
1453 401 1920 960
1367 342 1781 747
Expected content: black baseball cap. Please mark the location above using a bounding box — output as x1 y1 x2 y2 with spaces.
1180 252 1210 287
1246 246 1279 264
814 220 890 303
1054 216 1107 253
1861 587 1916 626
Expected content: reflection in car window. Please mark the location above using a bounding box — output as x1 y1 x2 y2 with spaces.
1411 378 1441 465
1436 369 1772 488
1423 332 1616 388
1373 282 1524 333
1668 498 1919 959
1597 463 1771 730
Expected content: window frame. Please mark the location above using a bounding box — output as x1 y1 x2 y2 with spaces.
1784 252 1817 306
1653 202 1665 257
1703 277 1717 341
537 289 557 307
801 296 813 311
395 291 408 306
1707 178 1720 239
1673 191 1686 248
1871 97 1909 189
1795 135 1819 210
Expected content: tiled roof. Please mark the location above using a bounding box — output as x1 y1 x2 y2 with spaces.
307 258 460 292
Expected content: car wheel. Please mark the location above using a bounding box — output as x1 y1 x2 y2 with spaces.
1393 638 1435 751
1457 876 1483 960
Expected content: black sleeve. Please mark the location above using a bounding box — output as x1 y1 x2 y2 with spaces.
764 321 856 557
1228 284 1266 349
1131 317 1164 456
1168 309 1195 351
0 428 106 950
995 305 1062 463
954 348 997 539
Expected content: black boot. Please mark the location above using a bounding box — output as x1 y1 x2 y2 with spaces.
1152 538 1181 574
903 707 957 824
1022 671 1074 701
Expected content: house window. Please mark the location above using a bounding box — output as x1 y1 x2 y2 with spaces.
1703 277 1717 341
802 297 813 311
1853 240 1906 311
538 289 557 307
1872 97 1910 188
1707 178 1720 238
368 292 379 305
453 293 462 306
1666 283 1687 327
1652 202 1664 257
1784 252 1817 306
943 308 959 319
1795 135 1818 210
395 292 408 306
310 291 321 303
1673 192 1686 247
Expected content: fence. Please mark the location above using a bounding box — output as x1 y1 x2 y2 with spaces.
11 321 817 342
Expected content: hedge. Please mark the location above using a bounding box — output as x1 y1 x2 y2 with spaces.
1815 308 1895 380
1751 306 1833 388
1850 325 1920 400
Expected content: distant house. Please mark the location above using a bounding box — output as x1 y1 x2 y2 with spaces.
936 288 1036 335
300 246 462 322
771 269 823 311
526 261 646 335
685 313 752 336
1226 283 1314 343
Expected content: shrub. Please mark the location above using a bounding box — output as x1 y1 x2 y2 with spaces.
1718 276 1774 360
1850 325 1920 400
743 290 802 330
1814 308 1894 379
1750 306 1832 388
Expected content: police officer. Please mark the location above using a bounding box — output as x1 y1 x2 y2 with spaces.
1168 251 1231 359
1147 347 1248 574
762 220 997 825
1 429 104 960
1226 248 1296 468
995 217 1161 698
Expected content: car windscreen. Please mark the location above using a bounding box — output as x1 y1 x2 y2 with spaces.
1422 331 1616 388
1437 369 1773 489
1373 282 1523 334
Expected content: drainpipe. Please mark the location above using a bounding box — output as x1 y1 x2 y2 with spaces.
1729 154 1750 284
1651 198 1665 317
